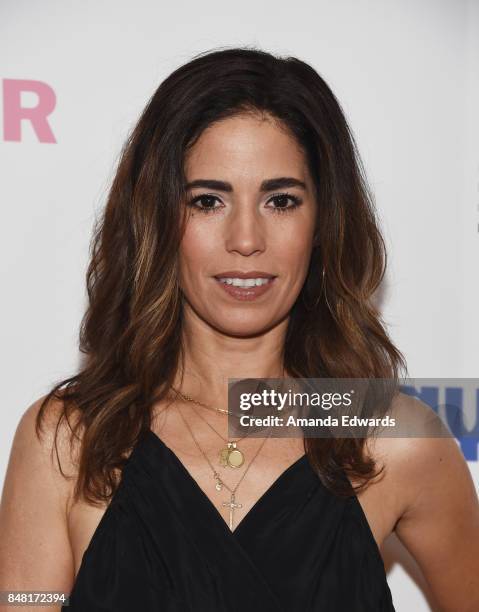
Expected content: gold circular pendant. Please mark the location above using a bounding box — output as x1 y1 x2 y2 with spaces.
219 448 230 466
227 448 244 468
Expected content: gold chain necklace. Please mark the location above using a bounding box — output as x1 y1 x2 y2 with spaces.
171 386 248 468
176 404 270 531
188 403 251 468
171 386 234 415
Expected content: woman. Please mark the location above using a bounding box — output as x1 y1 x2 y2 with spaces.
1 47 478 612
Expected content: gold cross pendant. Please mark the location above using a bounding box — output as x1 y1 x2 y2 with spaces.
222 492 243 530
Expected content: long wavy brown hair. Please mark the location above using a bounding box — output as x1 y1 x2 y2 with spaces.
36 46 408 506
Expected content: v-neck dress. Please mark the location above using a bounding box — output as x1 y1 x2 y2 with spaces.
62 429 396 611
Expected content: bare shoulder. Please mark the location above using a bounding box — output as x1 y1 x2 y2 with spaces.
10 393 81 507
364 392 479 611
364 391 472 508
0 393 81 605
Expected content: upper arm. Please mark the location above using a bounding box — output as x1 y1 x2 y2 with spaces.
390 399 479 612
0 395 76 610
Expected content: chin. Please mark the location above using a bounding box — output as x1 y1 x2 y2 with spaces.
210 315 282 338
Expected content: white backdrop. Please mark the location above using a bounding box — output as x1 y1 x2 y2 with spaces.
1 1 478 610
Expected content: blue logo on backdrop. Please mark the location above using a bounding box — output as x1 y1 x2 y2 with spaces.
400 383 479 462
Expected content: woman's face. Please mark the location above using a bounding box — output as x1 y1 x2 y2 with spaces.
179 112 317 337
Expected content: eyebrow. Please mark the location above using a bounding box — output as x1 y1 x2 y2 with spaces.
184 177 307 192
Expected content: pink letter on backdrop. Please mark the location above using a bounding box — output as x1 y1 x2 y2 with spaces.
3 79 57 143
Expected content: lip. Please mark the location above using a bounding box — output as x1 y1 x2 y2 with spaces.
213 270 277 279
213 275 277 301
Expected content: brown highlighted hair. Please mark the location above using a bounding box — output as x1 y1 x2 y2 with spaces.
36 46 407 505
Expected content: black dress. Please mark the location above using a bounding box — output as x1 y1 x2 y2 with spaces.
63 429 396 611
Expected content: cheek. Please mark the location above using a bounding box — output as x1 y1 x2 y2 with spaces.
178 224 218 281
270 229 315 274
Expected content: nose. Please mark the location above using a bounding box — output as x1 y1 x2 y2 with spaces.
224 202 266 256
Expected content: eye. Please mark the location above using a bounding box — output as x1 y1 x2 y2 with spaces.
186 192 303 215
266 193 303 214
187 194 223 214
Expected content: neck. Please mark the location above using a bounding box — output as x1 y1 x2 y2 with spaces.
173 304 290 409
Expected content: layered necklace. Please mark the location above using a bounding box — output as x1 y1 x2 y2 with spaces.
172 387 249 469
171 386 271 530
170 366 285 469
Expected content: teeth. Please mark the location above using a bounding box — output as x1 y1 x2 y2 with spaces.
217 277 272 288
